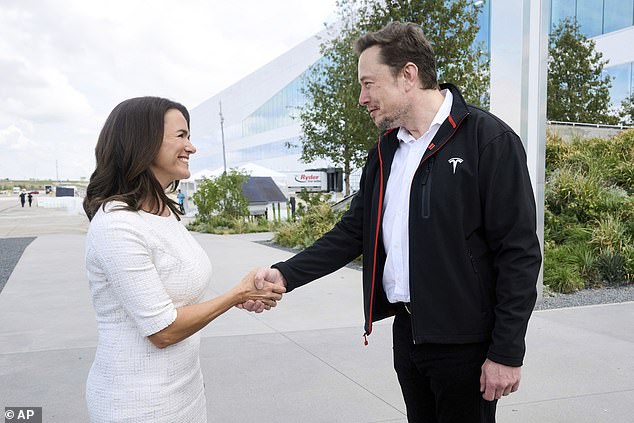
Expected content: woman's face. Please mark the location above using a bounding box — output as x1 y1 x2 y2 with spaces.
150 108 196 188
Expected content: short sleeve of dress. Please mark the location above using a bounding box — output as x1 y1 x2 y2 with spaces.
89 211 177 337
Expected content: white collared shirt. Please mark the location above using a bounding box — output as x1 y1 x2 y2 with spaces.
381 89 453 303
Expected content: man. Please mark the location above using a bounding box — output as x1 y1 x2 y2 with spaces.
244 22 541 423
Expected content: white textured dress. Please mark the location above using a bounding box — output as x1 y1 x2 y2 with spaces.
85 202 212 423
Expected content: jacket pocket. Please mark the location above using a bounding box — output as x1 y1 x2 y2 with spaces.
420 157 434 219
467 248 488 313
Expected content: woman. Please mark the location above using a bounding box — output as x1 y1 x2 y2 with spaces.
83 96 285 422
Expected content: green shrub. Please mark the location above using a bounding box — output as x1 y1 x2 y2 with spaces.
542 130 633 292
543 244 585 293
595 250 627 286
572 131 634 193
545 132 573 175
275 201 343 249
567 242 600 288
275 192 344 249
188 215 275 235
545 166 610 223
192 171 249 222
591 214 631 253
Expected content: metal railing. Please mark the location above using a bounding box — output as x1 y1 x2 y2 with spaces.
548 120 634 130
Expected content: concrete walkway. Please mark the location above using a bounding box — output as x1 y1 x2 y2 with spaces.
1 197 633 422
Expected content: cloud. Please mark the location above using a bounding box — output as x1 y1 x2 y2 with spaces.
0 57 94 125
0 124 35 151
0 0 337 179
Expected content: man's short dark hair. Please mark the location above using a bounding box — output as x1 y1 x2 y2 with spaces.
354 22 439 90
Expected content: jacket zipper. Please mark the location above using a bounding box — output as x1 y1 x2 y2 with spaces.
405 112 469 344
420 157 435 219
365 131 390 345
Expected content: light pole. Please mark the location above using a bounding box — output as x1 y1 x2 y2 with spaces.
219 100 227 175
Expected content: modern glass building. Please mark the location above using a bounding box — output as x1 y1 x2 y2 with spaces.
189 33 328 176
190 0 634 180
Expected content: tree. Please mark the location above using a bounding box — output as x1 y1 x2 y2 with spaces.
192 170 249 222
298 24 371 197
619 93 634 126
299 0 489 195
547 18 618 125
365 0 489 105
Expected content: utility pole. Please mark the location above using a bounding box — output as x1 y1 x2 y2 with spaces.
219 100 227 175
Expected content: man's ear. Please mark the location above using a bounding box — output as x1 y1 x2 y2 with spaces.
401 62 419 91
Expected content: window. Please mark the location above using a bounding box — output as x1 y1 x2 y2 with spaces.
242 73 310 137
228 138 301 163
603 0 634 33
551 0 634 36
474 0 490 53
551 0 577 32
576 0 604 37
605 62 633 105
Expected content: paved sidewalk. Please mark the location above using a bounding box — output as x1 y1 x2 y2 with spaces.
1 199 633 422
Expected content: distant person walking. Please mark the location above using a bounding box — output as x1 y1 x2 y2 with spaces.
27 193 33 207
176 189 185 214
19 192 26 207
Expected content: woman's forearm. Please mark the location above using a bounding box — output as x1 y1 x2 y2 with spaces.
148 288 241 348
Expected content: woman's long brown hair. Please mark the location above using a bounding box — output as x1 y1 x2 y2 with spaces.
83 96 189 221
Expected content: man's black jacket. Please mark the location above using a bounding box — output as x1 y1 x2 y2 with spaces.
273 84 541 367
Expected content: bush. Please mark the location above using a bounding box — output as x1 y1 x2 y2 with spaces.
543 243 585 293
188 215 275 235
543 130 634 292
192 171 249 222
544 132 573 176
275 192 343 249
595 251 627 286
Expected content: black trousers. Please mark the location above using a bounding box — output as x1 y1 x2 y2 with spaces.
392 307 497 423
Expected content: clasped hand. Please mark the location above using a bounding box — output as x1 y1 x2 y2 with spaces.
236 268 287 313
234 270 286 311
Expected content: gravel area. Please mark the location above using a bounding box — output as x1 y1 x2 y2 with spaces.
535 284 634 310
257 240 634 310
0 237 36 294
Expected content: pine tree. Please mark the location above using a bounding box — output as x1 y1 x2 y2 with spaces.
547 18 618 124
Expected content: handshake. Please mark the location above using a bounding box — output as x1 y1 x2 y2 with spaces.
233 267 288 313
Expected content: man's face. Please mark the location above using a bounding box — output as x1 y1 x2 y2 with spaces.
358 45 408 131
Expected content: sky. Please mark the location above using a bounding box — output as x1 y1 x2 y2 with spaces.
0 0 338 181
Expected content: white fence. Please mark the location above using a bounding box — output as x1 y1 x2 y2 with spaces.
37 197 86 216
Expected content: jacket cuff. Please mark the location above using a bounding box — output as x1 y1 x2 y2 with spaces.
270 262 296 293
486 350 524 367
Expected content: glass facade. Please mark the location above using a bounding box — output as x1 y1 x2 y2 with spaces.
474 0 490 53
576 0 604 36
552 0 577 30
241 70 312 138
605 62 633 105
604 0 634 33
551 0 634 36
228 138 301 164
551 0 634 107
